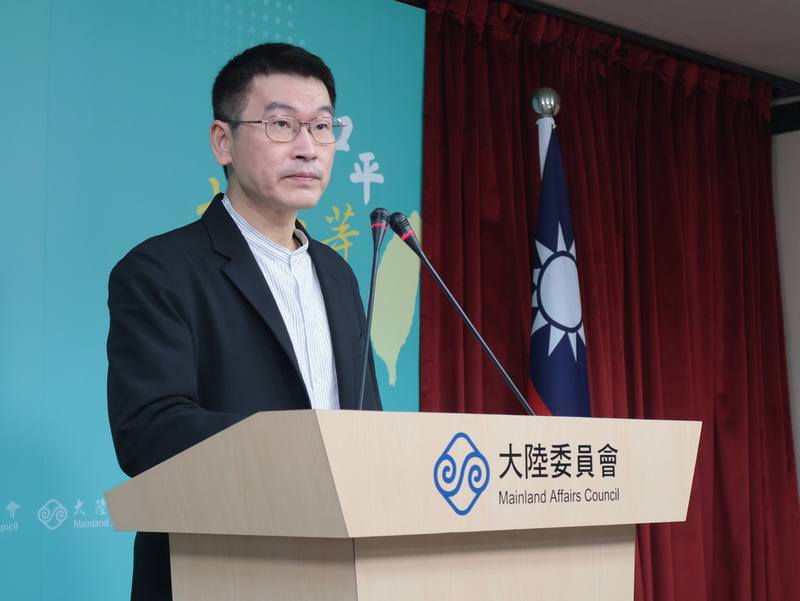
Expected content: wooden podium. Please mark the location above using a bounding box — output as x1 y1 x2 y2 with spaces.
106 410 700 600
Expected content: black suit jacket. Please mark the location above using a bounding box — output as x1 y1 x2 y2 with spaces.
107 194 381 600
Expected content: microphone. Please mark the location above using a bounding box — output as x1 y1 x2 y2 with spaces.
370 207 390 247
388 212 535 416
356 207 390 410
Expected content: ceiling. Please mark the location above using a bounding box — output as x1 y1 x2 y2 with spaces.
537 0 800 94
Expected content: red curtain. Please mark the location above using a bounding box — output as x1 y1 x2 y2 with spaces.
421 1 800 600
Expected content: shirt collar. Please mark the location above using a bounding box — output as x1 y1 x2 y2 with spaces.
222 194 309 265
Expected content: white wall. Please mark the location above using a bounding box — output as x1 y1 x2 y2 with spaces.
773 126 800 492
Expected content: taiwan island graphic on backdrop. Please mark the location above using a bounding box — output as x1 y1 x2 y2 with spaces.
196 179 420 387
372 211 420 384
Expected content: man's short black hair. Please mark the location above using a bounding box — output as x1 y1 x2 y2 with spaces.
212 42 336 122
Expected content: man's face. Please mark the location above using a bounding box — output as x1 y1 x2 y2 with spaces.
221 73 336 215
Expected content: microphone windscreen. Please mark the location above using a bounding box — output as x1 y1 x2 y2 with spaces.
371 207 390 225
389 211 424 259
389 212 413 236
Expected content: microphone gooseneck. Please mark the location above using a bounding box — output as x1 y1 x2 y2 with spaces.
357 208 391 411
388 212 535 416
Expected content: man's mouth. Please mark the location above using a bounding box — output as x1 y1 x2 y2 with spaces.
285 172 319 182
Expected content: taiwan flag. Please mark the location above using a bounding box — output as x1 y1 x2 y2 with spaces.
529 132 591 416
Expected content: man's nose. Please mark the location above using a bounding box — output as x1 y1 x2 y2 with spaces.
293 124 318 159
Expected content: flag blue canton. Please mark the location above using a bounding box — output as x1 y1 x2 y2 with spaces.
530 133 591 416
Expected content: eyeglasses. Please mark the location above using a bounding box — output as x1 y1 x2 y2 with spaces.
223 114 343 145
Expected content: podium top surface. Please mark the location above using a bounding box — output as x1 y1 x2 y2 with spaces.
106 410 700 538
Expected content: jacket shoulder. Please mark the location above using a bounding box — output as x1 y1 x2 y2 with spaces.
111 219 208 276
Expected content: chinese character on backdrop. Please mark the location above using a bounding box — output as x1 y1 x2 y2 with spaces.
350 152 384 205
322 203 360 261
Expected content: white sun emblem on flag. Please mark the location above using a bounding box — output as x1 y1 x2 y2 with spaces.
532 223 586 361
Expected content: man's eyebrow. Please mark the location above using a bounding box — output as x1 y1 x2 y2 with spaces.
263 101 295 114
263 101 335 116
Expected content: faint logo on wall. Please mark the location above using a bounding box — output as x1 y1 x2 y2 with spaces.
1 501 21 534
37 499 68 530
72 496 111 529
433 432 491 516
73 499 86 516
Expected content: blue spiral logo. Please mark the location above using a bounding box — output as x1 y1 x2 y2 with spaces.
433 432 490 516
37 499 68 530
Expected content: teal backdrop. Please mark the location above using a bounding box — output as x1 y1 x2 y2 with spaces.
0 1 424 598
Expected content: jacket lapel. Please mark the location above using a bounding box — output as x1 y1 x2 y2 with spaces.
202 195 310 407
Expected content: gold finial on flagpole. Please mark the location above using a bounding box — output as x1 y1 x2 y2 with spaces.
531 87 561 117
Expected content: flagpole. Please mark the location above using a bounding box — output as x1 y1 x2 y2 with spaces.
531 87 561 175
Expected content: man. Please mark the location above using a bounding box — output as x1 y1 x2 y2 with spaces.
107 43 381 601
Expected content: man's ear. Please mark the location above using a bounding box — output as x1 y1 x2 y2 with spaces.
210 120 233 168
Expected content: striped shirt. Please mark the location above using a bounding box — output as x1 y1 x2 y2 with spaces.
223 195 340 410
